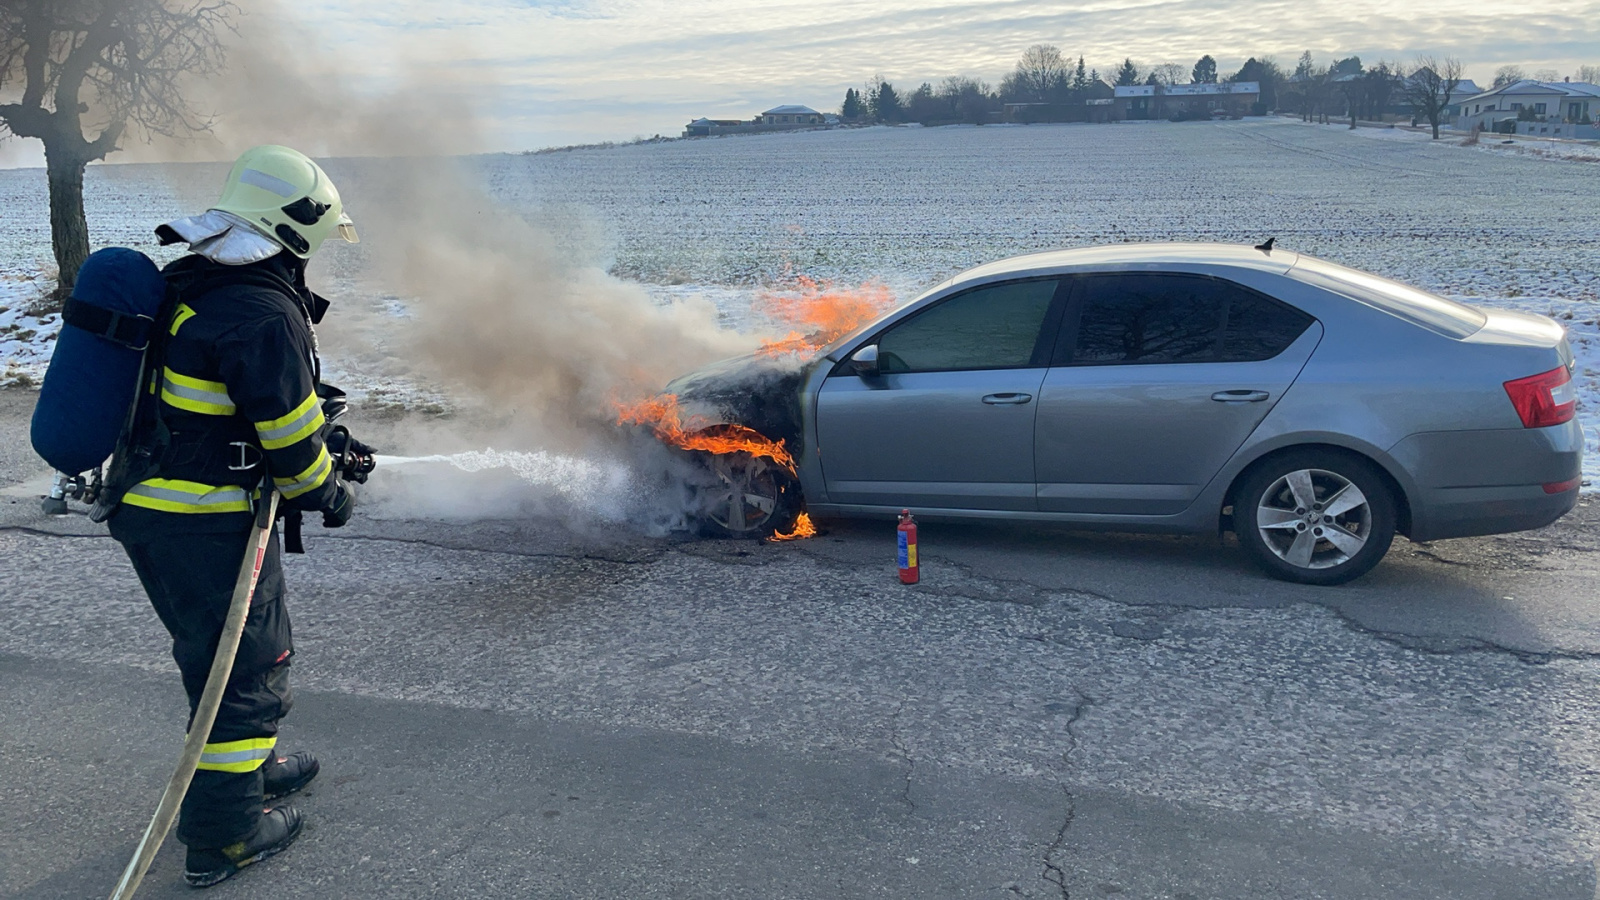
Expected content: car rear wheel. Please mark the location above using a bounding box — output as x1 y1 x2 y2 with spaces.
1234 450 1396 585
692 451 802 539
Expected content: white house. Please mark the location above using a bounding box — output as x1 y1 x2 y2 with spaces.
754 105 824 126
1453 79 1600 136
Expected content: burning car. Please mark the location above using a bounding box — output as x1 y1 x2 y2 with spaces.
630 243 1583 585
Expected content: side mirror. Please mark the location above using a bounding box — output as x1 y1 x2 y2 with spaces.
848 344 880 378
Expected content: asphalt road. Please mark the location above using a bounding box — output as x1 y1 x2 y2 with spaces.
3 386 1599 899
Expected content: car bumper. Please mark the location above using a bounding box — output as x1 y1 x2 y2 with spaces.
1392 421 1584 541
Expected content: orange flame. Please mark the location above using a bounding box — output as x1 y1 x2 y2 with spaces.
768 511 817 542
614 393 796 473
757 276 896 359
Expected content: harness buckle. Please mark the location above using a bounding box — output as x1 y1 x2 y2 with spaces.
227 441 263 472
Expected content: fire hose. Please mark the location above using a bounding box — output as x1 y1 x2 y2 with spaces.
109 489 281 900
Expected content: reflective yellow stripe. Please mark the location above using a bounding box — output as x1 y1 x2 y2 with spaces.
122 479 252 514
168 303 197 336
196 736 277 773
160 367 236 416
255 392 324 450
274 447 332 499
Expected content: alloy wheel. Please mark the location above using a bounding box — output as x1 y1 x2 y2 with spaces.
703 453 783 535
1255 467 1372 570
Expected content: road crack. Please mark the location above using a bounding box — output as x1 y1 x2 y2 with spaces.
888 700 916 812
1041 688 1095 900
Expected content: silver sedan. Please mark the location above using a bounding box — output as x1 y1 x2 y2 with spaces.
665 243 1583 584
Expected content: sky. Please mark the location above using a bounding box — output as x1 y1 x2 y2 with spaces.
1 0 1597 167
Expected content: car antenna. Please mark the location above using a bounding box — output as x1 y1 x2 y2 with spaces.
1254 237 1275 253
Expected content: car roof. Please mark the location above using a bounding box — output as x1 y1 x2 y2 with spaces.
946 242 1299 288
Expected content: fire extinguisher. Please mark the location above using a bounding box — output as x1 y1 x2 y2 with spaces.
897 509 919 584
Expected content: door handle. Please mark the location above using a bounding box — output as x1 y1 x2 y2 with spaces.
982 393 1033 405
1211 390 1270 403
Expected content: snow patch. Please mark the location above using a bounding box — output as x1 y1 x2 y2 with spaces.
0 270 59 387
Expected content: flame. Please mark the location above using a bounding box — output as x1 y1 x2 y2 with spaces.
614 393 796 473
613 274 882 543
757 276 896 359
768 511 817 542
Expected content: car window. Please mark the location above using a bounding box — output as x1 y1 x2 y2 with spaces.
1219 290 1316 362
1289 256 1486 338
1071 274 1227 364
877 279 1059 373
1065 273 1312 365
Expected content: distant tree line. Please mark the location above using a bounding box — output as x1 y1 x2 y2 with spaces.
841 45 1311 126
839 44 1599 139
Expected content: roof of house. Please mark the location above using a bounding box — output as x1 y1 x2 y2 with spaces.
762 105 821 116
1459 79 1600 104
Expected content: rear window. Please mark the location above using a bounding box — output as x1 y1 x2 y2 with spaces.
1064 273 1313 365
1290 257 1487 338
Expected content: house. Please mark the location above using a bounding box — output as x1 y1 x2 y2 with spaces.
1001 83 1117 123
1381 72 1486 120
1440 79 1485 120
753 105 824 126
1453 79 1600 137
1113 82 1259 121
682 117 745 137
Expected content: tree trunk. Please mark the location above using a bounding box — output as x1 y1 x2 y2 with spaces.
45 144 91 301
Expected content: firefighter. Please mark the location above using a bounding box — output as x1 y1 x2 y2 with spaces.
107 144 363 887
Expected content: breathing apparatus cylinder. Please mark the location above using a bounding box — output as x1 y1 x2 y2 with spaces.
30 248 168 477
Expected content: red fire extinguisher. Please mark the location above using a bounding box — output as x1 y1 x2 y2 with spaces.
897 509 919 584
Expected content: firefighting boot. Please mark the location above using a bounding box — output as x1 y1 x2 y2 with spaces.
262 750 320 800
183 805 304 888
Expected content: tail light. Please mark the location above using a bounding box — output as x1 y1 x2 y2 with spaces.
1503 365 1576 428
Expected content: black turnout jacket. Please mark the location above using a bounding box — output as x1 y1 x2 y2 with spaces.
110 253 339 534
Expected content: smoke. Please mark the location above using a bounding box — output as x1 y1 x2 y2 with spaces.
158 0 763 527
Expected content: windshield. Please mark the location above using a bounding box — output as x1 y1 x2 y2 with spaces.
1290 256 1487 338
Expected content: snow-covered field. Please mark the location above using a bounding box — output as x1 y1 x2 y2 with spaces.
2 118 1596 485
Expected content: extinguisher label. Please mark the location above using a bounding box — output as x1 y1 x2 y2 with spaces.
898 533 917 568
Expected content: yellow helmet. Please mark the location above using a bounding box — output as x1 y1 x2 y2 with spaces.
211 145 358 259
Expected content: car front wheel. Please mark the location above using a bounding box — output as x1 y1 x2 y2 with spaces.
1234 450 1397 585
692 451 802 539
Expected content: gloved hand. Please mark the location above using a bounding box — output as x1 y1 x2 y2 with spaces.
326 427 375 483
325 427 373 460
322 479 355 528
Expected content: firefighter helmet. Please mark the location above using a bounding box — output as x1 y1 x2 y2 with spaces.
210 145 358 259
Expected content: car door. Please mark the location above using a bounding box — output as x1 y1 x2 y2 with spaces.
816 278 1067 511
1035 272 1322 515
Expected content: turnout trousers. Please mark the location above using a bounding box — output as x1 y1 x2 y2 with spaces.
115 525 294 849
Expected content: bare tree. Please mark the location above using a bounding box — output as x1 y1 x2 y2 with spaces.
937 75 995 124
0 0 233 296
1492 65 1526 88
1532 68 1560 83
1003 44 1069 102
1577 65 1600 85
1152 62 1187 86
1407 56 1463 139
1288 51 1335 122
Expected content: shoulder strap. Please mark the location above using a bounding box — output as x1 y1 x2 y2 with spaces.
88 278 186 523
